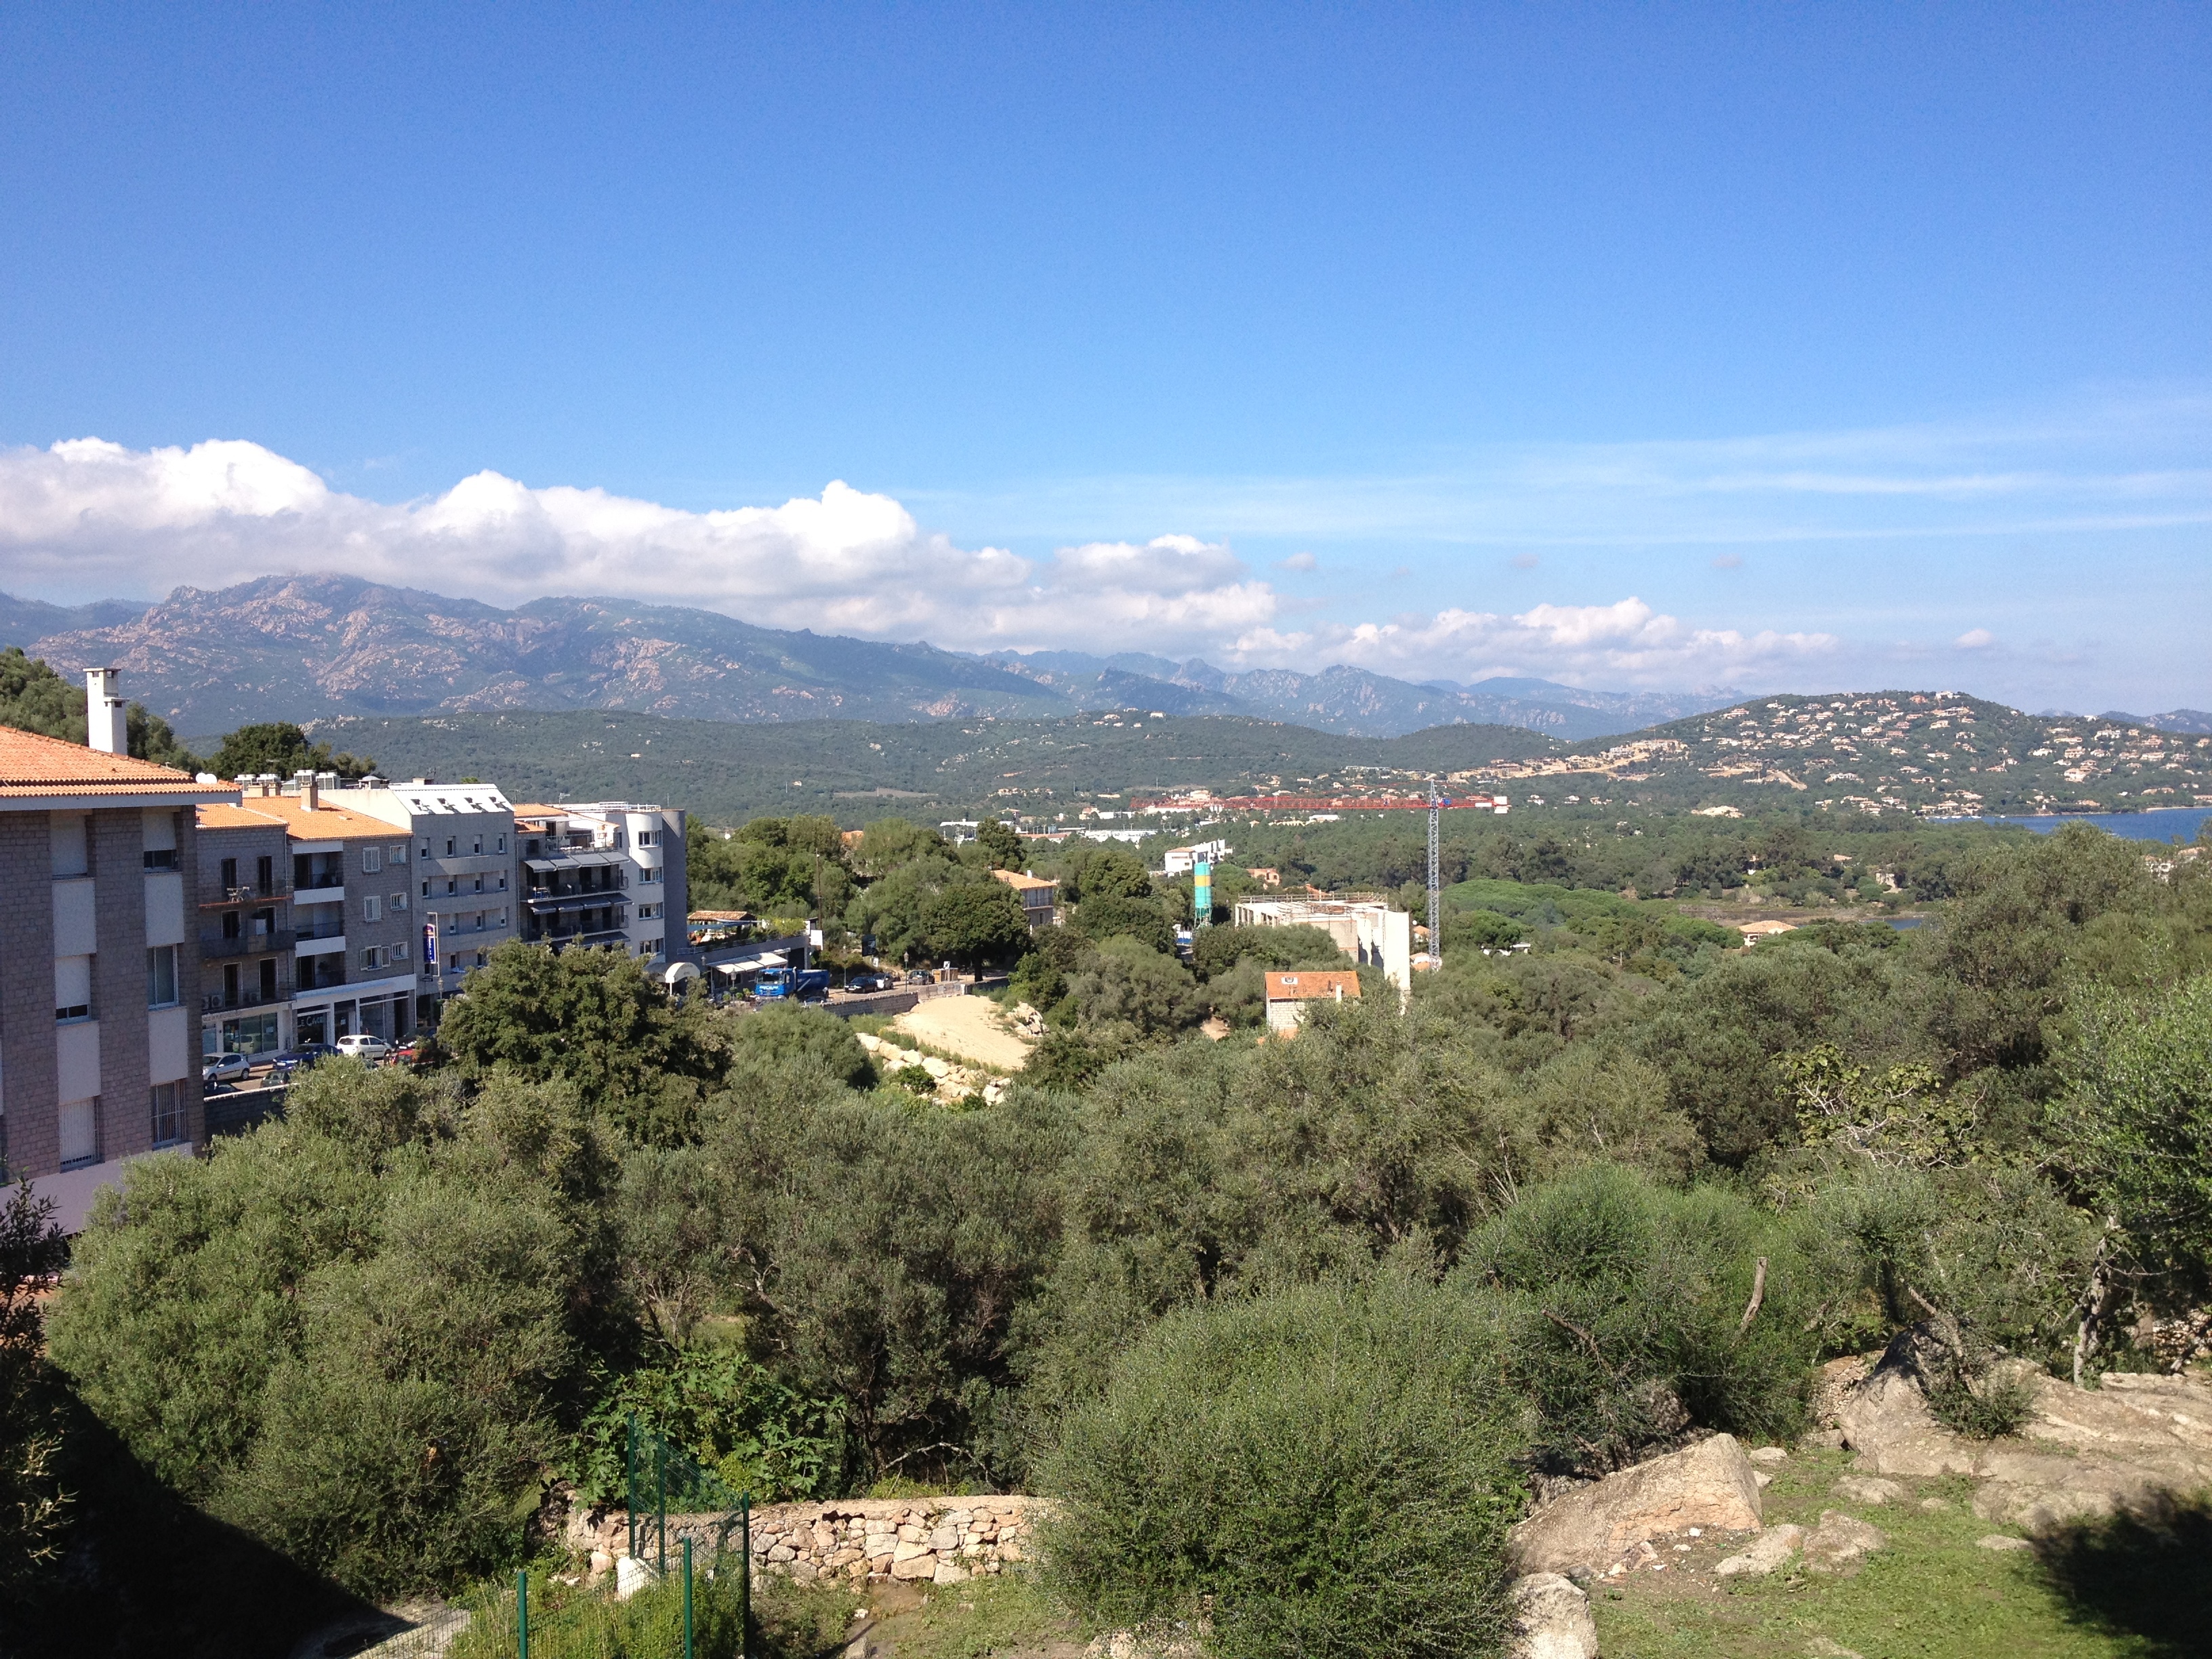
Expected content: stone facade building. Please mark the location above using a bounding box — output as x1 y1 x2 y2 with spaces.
0 704 232 1193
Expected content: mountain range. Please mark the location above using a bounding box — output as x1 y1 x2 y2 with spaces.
0 575 1743 742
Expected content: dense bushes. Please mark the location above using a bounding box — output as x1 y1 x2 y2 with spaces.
47 1067 622 1596
1461 1165 1811 1469
31 815 2212 1640
1042 1276 1528 1659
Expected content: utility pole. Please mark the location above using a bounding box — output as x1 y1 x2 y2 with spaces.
1427 775 1444 969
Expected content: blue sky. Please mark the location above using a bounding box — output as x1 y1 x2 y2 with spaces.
1 4 2206 710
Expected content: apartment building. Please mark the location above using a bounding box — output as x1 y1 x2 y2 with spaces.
0 682 233 1187
194 802 295 1059
327 779 518 1015
210 774 420 1049
514 801 687 965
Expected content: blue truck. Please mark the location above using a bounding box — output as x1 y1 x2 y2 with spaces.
755 965 832 1002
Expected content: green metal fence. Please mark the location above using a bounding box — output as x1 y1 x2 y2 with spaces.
365 1418 756 1659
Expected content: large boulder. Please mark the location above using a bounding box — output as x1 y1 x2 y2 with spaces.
1507 1574 1597 1659
1802 1510 1887 1575
1511 1433 1763 1576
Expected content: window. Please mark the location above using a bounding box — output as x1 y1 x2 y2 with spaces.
422 878 431 898
392 843 408 864
55 955 92 1022
445 838 456 857
446 878 457 897
151 1082 186 1148
498 909 509 928
257 855 274 895
472 836 483 855
497 872 508 890
472 874 484 893
420 841 432 859
146 945 178 1008
496 834 507 853
394 939 409 962
59 1098 97 1169
220 856 239 892
641 865 661 884
638 830 654 846
363 895 382 922
363 846 382 874
392 891 408 913
362 946 382 971
51 813 89 878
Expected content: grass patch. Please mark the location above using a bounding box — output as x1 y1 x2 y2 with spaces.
898 1574 1077 1659
1589 1446 2173 1659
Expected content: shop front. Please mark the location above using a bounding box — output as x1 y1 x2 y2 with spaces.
293 972 418 1048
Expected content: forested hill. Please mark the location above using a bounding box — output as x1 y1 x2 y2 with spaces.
1536 691 2212 816
290 709 1561 823
301 693 2212 826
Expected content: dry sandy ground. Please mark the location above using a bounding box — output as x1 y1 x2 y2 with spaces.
890 996 1034 1071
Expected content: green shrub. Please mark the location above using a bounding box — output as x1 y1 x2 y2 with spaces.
572 1345 845 1506
1460 1164 1811 1470
729 1005 878 1092
1928 1364 2035 1440
1040 1275 1529 1659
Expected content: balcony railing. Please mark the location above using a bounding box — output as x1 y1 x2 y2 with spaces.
203 987 290 1013
201 883 291 908
201 930 296 958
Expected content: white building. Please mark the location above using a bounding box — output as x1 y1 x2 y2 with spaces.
514 801 687 966
1162 839 1232 875
327 780 520 1015
1231 896 1414 994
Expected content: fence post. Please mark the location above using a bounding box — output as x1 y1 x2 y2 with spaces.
657 1432 669 1577
739 1494 752 1659
626 1412 638 1562
516 1568 529 1659
683 1537 695 1659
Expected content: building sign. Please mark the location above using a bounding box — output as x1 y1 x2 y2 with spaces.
1193 860 1212 927
423 917 438 968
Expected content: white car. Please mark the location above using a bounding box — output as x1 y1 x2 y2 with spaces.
335 1034 393 1063
202 1052 253 1085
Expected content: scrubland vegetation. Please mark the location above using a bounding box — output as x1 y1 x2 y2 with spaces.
5 810 2209 1657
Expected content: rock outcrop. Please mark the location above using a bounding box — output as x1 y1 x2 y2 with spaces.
1507 1573 1598 1659
1837 1353 2212 1530
1510 1433 1763 1576
1714 1523 1805 1578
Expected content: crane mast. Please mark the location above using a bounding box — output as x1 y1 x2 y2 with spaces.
1427 775 1443 968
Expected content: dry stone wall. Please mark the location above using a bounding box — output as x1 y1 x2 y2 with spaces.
575 1496 1049 1588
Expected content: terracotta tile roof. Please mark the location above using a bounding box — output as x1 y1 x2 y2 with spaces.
230 794 409 840
510 803 566 819
991 869 1058 893
1264 970 1362 1002
195 803 290 830
0 724 230 794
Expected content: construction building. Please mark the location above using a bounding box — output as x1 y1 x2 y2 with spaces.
1231 895 1414 993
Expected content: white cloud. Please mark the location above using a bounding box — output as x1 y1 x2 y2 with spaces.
1954 628 1996 650
1235 598 1837 684
0 435 1841 688
1275 550 1317 572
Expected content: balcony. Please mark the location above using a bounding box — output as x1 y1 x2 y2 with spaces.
204 987 290 1013
201 882 292 909
201 929 296 959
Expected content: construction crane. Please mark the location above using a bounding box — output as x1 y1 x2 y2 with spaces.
1427 776 1445 968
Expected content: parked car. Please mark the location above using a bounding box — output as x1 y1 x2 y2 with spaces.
335 1033 393 1063
202 1052 252 1086
268 1043 340 1078
846 972 895 993
904 968 934 985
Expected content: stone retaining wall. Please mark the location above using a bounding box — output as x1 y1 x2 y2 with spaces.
573 1495 1049 1588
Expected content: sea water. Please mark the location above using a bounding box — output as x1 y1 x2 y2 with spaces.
1958 807 2209 843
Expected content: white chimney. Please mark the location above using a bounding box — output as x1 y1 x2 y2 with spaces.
295 769 319 811
85 668 127 755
